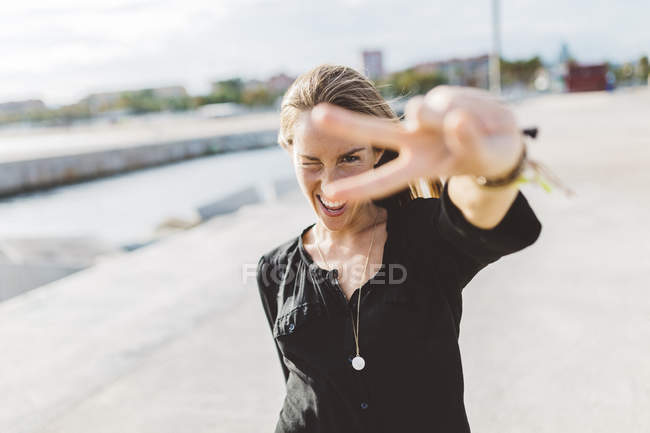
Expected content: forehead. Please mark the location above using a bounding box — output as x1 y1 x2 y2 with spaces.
293 110 367 156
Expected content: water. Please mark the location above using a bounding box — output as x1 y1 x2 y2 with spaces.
0 147 294 246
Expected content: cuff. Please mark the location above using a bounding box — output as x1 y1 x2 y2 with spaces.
437 179 542 265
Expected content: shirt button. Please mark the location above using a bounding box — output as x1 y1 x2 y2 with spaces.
288 323 295 332
360 402 368 409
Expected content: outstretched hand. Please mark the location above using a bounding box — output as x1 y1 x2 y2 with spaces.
309 85 525 202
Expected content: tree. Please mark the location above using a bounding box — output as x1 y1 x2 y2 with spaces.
241 87 276 107
120 90 163 113
378 69 448 98
500 56 543 87
210 78 244 103
639 56 649 84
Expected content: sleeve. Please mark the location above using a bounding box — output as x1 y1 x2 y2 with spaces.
256 255 290 384
436 179 543 289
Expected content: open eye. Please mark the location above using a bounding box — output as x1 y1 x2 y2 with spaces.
341 155 360 163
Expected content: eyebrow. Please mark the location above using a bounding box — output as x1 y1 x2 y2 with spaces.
299 147 365 161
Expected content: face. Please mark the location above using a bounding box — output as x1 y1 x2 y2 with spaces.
289 110 384 232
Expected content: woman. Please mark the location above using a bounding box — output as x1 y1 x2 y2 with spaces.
256 64 542 433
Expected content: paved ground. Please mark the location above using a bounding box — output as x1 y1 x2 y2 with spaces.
1 87 649 432
461 87 650 432
0 189 312 433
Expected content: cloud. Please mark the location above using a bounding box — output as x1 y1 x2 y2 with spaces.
1 0 647 104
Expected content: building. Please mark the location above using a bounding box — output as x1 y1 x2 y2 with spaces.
81 92 122 112
149 86 188 99
267 73 295 93
0 99 46 114
558 42 572 64
413 54 489 88
82 86 188 112
362 50 384 81
566 63 608 92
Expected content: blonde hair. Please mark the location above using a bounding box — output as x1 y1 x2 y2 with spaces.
278 64 442 204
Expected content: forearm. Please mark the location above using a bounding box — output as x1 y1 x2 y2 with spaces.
447 174 520 230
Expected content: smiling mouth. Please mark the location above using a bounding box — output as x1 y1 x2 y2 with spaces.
317 194 347 214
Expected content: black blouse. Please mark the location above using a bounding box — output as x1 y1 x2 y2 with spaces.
256 180 542 433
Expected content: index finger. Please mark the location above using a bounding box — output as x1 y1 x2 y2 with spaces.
310 103 410 151
322 154 415 201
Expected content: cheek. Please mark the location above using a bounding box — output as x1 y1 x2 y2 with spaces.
294 166 318 194
295 166 315 180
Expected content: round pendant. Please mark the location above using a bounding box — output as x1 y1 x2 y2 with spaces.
351 355 365 371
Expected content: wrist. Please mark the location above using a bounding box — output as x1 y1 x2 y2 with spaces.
473 139 527 188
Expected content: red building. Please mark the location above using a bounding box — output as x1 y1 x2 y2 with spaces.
566 62 608 92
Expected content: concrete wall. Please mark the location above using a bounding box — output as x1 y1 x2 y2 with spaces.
0 129 278 197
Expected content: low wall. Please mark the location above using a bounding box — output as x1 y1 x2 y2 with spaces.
0 129 278 197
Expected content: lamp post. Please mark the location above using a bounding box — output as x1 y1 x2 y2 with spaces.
489 0 501 94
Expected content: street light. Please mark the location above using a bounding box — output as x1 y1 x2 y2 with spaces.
489 0 501 94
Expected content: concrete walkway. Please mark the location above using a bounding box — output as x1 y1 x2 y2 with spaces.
1 88 649 432
0 188 313 433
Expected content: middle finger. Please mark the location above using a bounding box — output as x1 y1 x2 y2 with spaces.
310 102 411 151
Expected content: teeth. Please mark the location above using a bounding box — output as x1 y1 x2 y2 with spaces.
320 196 345 208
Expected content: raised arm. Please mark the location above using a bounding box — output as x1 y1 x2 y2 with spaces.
400 178 541 292
447 173 520 230
307 85 530 211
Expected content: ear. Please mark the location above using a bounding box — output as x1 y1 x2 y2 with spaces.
280 139 293 155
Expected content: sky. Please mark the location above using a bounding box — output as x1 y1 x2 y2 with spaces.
2 0 648 105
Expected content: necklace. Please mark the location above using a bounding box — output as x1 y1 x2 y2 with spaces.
314 209 380 371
